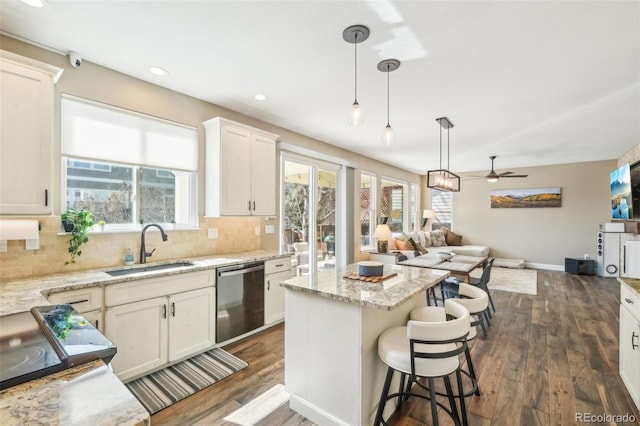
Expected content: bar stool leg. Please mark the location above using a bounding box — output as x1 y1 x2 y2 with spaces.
443 375 461 425
428 377 439 426
464 348 480 396
456 369 469 426
374 367 394 426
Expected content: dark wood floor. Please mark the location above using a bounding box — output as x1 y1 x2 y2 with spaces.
151 271 640 425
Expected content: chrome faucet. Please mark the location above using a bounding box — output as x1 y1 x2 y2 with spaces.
140 223 168 264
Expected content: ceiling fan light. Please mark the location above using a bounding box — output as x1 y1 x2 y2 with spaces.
382 123 394 146
348 101 364 126
487 176 499 183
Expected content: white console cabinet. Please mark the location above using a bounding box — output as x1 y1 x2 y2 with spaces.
203 117 279 216
104 271 215 382
619 280 640 410
0 50 62 215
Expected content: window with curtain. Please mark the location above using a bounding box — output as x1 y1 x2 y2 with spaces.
61 95 197 229
431 189 453 230
359 171 376 250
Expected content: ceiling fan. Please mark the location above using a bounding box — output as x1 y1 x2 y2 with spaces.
482 155 528 182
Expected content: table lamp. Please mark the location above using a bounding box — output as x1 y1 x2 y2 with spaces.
374 224 392 253
421 209 436 228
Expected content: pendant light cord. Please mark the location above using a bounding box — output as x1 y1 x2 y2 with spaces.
439 123 443 170
354 32 358 102
386 63 390 126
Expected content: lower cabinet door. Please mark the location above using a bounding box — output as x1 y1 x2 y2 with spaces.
168 287 215 362
81 309 103 332
265 270 291 325
619 304 640 409
105 297 168 382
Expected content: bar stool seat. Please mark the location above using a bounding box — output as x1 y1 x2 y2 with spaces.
374 299 471 426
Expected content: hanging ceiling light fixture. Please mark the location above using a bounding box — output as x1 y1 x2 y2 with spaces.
343 25 370 127
427 117 461 192
378 59 400 145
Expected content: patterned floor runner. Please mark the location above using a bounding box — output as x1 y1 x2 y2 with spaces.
126 347 247 414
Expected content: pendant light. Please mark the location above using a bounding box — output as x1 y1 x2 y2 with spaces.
427 117 461 192
378 59 400 146
343 25 370 127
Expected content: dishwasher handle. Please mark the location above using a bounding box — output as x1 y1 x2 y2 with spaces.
218 264 264 277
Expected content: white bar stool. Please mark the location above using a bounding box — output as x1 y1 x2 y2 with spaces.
374 299 471 426
447 283 490 338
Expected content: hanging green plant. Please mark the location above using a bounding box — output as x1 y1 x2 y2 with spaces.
61 208 94 265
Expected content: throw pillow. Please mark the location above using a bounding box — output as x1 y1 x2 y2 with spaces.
430 230 447 247
410 237 428 254
395 239 410 250
423 232 433 247
444 228 463 246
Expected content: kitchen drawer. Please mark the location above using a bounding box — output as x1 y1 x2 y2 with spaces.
47 286 103 312
621 281 640 320
265 257 292 275
105 270 212 307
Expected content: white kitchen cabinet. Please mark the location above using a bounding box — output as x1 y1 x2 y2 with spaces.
619 281 640 409
47 286 103 331
264 257 292 325
104 271 216 381
204 117 279 216
105 296 168 381
168 287 216 361
0 50 62 215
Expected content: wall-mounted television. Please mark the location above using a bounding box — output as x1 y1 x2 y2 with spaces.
610 163 633 219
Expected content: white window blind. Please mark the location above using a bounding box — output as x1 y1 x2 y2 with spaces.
61 95 197 171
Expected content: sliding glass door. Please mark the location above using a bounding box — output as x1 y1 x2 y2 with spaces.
281 156 340 276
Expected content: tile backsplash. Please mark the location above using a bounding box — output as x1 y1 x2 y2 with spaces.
0 216 263 281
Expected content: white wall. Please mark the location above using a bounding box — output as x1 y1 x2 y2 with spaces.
453 160 616 268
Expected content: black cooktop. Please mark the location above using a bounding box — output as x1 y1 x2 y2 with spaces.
0 305 117 390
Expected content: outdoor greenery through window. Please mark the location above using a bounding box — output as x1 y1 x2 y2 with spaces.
380 178 406 233
61 95 197 229
360 172 376 249
65 160 192 226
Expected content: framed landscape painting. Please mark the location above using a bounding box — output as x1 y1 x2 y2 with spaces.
491 187 562 208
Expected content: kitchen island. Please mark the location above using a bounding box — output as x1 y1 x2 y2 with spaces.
281 262 448 426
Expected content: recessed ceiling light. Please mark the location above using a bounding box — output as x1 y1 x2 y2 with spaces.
21 0 45 7
149 66 168 76
255 94 266 101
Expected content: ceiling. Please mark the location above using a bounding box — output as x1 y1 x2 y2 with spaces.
1 0 639 175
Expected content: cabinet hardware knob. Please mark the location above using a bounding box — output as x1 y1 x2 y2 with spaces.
68 299 89 305
253 201 256 211
172 302 176 317
267 280 270 291
44 189 48 207
633 332 639 351
625 298 634 304
162 304 167 319
248 200 252 210
95 319 99 329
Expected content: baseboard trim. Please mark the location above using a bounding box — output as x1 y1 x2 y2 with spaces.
525 262 564 271
289 394 352 426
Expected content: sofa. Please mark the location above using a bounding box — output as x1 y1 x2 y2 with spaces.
388 228 490 258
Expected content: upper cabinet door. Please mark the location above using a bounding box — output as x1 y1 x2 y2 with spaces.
0 52 62 215
219 124 252 215
204 117 279 217
250 133 276 216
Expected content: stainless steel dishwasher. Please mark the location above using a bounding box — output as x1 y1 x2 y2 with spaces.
216 262 265 343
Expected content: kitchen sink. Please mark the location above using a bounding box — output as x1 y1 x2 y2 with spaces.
105 261 195 277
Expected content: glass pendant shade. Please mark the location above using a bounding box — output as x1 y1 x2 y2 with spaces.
382 124 394 146
348 101 364 126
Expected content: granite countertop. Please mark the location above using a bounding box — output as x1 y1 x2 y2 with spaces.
0 361 148 426
281 263 449 310
619 277 640 294
0 250 289 316
0 250 289 425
